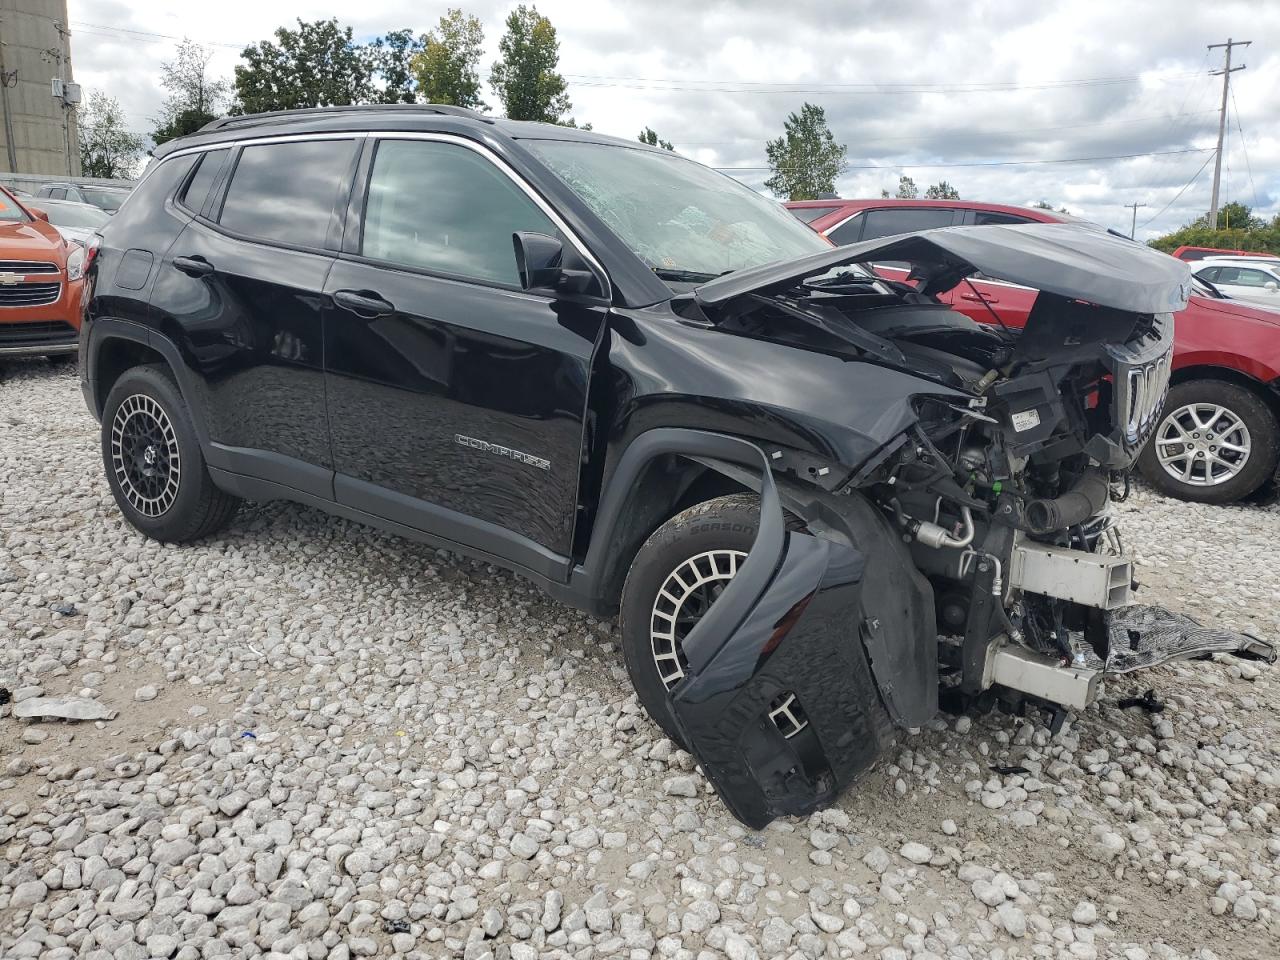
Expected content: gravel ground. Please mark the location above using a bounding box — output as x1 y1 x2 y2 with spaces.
1 359 1278 960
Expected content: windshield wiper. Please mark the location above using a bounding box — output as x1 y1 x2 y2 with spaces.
801 273 883 294
653 267 724 283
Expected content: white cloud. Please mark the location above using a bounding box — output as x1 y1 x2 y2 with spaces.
67 0 1280 239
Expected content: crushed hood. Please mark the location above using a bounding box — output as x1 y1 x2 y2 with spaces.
694 222 1192 316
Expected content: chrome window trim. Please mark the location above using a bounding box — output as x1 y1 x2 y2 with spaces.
155 130 612 301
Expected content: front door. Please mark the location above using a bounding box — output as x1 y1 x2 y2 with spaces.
323 136 607 578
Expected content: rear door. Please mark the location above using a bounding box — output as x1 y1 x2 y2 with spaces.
322 134 609 579
150 136 360 495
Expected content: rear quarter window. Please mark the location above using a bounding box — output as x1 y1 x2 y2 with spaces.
790 205 840 224
178 149 229 216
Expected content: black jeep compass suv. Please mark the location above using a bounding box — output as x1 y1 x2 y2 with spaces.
79 104 1262 827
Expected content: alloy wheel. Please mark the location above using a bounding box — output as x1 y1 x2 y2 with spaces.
1153 402 1251 487
110 394 182 517
650 548 808 738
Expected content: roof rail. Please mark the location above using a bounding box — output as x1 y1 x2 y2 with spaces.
200 103 493 133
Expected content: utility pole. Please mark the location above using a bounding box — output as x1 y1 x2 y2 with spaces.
1207 38 1249 230
1125 202 1146 239
53 21 72 177
0 17 18 174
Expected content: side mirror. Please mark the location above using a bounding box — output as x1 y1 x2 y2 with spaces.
513 231 604 298
27 206 49 222
1266 280 1278 292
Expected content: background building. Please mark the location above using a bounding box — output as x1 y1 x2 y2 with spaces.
0 0 79 176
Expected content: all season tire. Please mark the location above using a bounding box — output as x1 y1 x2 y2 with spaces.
101 364 240 542
619 494 765 745
1137 379 1279 504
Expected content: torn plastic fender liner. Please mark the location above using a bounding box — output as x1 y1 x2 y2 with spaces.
666 441 892 828
672 532 893 828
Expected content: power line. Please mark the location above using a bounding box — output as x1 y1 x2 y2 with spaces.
66 22 1212 100
1138 151 1216 229
1230 86 1259 214
678 110 1218 147
714 146 1213 172
70 21 244 48
567 72 1205 95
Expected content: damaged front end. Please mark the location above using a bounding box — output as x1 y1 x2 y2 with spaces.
666 224 1274 827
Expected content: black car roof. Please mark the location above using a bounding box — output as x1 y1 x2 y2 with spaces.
152 104 659 159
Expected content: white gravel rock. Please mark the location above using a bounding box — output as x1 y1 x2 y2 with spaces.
0 366 1277 960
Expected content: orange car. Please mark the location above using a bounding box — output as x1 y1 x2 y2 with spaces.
0 186 89 360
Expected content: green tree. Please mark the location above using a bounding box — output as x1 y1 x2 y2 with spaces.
234 19 372 114
489 5 572 123
78 91 144 178
1207 201 1263 230
763 103 847 201
366 29 424 104
152 39 230 144
639 127 673 150
924 180 959 200
411 9 486 109
895 175 918 199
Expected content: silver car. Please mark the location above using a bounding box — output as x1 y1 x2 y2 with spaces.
24 196 110 245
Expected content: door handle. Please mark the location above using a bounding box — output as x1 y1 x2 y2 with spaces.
960 292 999 304
173 256 214 278
332 289 395 318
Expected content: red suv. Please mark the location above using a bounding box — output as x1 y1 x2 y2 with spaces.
787 198 1280 503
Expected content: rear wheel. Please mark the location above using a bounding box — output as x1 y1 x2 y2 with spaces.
619 494 808 746
1137 379 1279 504
101 364 241 542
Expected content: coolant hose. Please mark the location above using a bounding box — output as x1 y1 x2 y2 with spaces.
1023 468 1109 535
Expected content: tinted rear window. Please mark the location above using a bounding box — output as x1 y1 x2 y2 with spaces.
219 139 358 248
790 205 840 224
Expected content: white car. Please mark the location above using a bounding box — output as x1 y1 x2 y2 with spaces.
24 196 110 245
1194 259 1280 309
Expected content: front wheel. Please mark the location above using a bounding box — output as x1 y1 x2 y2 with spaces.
619 494 809 747
1136 380 1279 504
101 364 241 542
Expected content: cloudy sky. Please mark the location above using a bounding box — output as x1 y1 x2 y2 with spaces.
67 0 1278 240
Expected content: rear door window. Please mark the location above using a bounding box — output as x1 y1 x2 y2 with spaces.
359 138 555 286
218 139 358 249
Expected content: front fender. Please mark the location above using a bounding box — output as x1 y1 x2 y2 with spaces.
582 429 896 827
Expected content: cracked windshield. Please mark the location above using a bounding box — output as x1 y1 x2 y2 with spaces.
527 138 829 281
